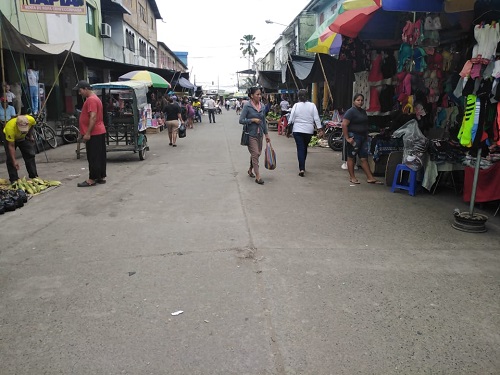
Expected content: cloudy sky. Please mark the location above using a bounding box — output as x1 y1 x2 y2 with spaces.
156 1 307 91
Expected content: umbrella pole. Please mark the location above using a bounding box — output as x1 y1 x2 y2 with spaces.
286 54 300 92
318 54 334 107
468 148 482 216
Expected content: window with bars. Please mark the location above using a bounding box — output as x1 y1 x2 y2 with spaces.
139 4 146 22
149 48 155 63
126 30 135 52
86 4 96 36
139 40 146 58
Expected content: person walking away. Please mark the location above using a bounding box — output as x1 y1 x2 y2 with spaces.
186 99 195 129
162 96 183 147
206 97 216 123
74 80 107 187
235 99 242 115
180 97 189 126
288 90 324 177
341 93 383 185
26 66 39 114
239 87 270 185
3 115 38 183
280 95 290 117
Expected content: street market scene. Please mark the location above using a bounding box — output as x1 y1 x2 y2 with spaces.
1 0 500 374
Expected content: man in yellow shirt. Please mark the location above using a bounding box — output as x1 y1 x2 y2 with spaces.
3 115 38 183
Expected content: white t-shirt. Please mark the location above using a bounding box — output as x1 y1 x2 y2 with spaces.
288 101 322 134
27 69 39 87
280 100 290 111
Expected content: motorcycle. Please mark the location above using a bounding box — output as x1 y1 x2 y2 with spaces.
323 120 343 151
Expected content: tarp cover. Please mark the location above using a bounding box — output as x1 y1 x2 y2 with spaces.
258 70 282 91
1 12 72 55
177 77 197 90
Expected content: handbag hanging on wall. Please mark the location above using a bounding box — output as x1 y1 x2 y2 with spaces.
241 124 249 146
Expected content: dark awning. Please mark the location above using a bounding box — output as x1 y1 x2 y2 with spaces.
1 11 72 55
102 0 132 15
237 69 256 75
79 55 189 83
257 70 287 91
176 77 197 90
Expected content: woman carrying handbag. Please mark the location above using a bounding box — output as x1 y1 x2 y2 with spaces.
288 90 324 177
239 87 270 185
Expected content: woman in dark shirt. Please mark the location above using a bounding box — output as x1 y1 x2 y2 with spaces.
162 96 183 147
342 93 383 184
239 87 270 185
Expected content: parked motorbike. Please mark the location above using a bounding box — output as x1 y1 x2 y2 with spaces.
323 120 343 151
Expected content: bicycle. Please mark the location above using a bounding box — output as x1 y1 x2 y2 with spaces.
33 112 57 151
57 115 80 144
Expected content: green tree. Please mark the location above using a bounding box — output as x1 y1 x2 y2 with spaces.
240 35 259 69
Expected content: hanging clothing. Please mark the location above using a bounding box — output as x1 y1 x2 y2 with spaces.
458 94 478 147
354 71 370 110
368 53 384 84
472 23 500 63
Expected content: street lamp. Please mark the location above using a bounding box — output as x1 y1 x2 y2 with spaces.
265 20 288 27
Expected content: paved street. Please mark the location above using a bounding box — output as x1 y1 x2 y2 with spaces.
1 111 499 374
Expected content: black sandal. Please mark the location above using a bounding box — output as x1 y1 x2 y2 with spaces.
255 179 264 185
248 170 255 178
77 180 96 187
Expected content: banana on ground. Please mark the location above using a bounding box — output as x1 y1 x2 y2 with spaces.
11 177 62 194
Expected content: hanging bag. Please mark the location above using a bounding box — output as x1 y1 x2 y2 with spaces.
240 124 249 146
264 142 277 170
178 122 186 138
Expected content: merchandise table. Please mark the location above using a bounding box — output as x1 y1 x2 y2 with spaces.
422 159 465 194
463 161 500 203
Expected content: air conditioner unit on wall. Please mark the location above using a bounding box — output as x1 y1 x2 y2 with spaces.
101 23 111 38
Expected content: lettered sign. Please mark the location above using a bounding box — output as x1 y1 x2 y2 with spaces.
20 0 87 15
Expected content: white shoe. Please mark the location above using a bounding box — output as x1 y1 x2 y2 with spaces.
341 162 358 170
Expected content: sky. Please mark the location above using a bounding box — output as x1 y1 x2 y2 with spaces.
155 1 307 92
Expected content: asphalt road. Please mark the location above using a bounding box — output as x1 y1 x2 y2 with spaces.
1 110 499 374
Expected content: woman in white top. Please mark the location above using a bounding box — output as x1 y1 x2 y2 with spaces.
288 90 324 177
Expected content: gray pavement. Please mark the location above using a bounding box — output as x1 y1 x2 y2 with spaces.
1 110 499 374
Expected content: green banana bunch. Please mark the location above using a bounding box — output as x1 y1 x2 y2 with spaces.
11 177 62 194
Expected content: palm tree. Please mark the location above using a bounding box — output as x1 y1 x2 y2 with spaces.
240 35 259 69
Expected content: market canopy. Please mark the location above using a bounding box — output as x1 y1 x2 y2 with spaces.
1 11 72 55
175 77 197 90
118 70 170 88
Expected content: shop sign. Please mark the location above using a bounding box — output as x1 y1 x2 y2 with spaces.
20 0 87 15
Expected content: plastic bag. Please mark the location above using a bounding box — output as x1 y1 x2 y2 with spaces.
264 143 276 170
392 119 428 171
331 109 343 124
178 122 186 138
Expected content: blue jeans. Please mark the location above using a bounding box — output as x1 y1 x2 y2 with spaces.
29 85 39 114
293 132 312 171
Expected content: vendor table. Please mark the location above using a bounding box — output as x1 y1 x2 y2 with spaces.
422 160 465 194
267 120 278 131
463 161 500 203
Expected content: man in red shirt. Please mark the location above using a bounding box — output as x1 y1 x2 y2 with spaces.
74 80 107 187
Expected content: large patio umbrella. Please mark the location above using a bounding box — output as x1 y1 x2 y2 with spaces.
118 70 170 88
305 13 343 55
327 0 382 38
